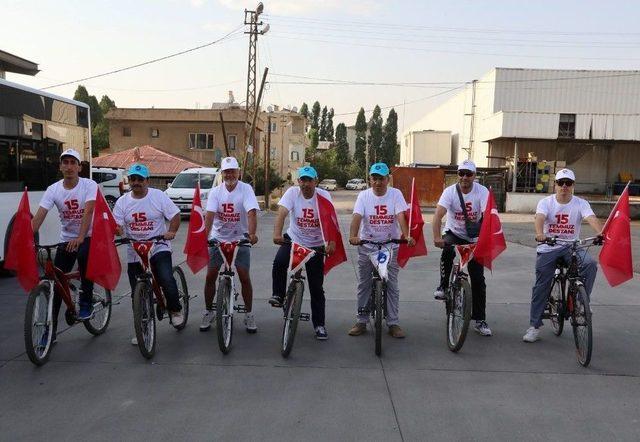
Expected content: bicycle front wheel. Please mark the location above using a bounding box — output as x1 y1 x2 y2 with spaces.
133 280 156 359
446 279 472 352
572 285 593 367
173 266 189 330
281 282 303 358
373 280 383 357
83 285 112 336
547 278 565 337
24 281 53 366
216 278 233 354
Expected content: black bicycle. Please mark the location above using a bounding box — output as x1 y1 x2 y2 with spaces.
442 243 475 352
540 236 602 367
358 239 407 356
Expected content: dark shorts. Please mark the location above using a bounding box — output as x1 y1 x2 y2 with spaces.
208 245 251 270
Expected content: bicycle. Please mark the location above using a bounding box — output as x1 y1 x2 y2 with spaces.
358 239 407 357
115 236 190 359
442 243 476 352
208 238 251 354
540 236 602 367
24 243 112 366
280 240 324 358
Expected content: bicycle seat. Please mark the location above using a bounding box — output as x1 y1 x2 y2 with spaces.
554 257 567 269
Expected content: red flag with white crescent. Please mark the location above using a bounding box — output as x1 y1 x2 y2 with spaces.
599 183 633 287
316 192 347 274
397 177 427 268
455 244 477 270
183 183 209 274
4 189 39 292
87 188 121 290
289 242 316 273
473 189 506 270
219 241 239 269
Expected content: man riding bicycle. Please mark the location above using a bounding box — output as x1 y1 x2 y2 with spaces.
269 166 336 340
113 163 184 343
348 163 414 339
523 168 602 343
201 156 260 333
31 148 98 344
432 160 493 337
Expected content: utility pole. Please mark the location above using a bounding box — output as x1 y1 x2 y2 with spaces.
265 115 271 210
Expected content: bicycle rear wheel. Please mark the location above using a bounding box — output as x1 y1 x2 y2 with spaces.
133 280 156 359
446 278 472 352
281 282 303 358
173 266 189 330
572 285 593 367
83 285 112 335
373 280 383 357
547 278 565 337
24 281 53 366
216 278 233 354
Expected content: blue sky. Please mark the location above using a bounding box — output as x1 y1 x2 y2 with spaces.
4 0 640 130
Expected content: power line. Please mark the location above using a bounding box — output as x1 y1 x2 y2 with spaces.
42 26 244 90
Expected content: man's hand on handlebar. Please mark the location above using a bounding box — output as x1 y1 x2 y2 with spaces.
434 237 445 249
325 241 336 255
406 236 416 247
535 233 547 242
349 236 361 246
248 233 259 245
163 231 176 240
273 235 285 245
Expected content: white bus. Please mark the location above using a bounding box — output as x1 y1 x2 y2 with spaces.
0 77 91 264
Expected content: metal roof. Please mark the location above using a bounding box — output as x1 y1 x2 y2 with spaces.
93 145 207 176
0 50 39 76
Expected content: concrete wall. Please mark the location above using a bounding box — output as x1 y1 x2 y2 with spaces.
400 130 452 165
505 192 544 213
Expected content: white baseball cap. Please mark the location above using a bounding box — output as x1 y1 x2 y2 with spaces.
60 148 81 162
457 159 476 173
555 168 576 182
220 156 240 171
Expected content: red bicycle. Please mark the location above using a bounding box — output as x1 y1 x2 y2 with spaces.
24 243 112 366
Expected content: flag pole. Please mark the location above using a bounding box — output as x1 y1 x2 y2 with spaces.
407 177 415 236
602 181 630 234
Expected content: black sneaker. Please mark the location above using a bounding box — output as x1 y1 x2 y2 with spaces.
315 326 328 340
434 286 446 300
268 295 283 308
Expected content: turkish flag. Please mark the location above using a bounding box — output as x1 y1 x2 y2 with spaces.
599 184 633 287
473 189 506 270
289 243 316 274
183 183 209 274
87 189 121 290
5 189 39 292
397 178 427 268
316 193 347 274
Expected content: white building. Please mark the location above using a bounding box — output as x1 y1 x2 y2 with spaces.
404 67 640 194
400 130 452 166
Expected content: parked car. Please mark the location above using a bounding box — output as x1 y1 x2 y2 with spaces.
318 179 338 191
346 178 367 190
91 167 129 209
165 167 220 214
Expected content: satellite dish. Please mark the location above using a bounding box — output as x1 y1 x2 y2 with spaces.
292 106 298 113
267 105 273 112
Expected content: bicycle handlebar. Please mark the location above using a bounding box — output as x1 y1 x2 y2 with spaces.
208 239 252 247
359 239 408 246
537 235 603 246
115 235 168 246
277 240 327 256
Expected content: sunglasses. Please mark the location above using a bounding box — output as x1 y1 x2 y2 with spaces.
556 179 574 187
458 170 474 178
129 175 146 182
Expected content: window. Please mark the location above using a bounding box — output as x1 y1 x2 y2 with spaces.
270 147 277 159
270 122 277 133
123 127 131 137
228 134 237 150
189 133 214 149
291 151 299 162
151 128 159 138
558 114 576 138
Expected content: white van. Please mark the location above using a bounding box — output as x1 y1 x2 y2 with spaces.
165 167 220 214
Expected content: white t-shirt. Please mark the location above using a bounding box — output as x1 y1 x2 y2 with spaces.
39 178 98 242
278 186 332 247
353 187 408 244
113 188 181 263
536 195 595 253
437 182 489 242
206 181 260 242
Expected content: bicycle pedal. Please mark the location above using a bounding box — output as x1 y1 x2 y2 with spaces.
357 308 370 315
299 313 310 321
235 304 247 313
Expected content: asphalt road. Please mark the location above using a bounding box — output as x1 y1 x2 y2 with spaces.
1 190 639 441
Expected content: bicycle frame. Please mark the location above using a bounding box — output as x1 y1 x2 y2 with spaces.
212 240 251 314
38 243 80 312
446 244 476 302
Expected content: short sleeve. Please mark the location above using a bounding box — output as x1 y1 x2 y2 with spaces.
278 187 296 212
536 197 549 216
580 199 595 218
160 191 180 220
393 189 408 214
39 185 56 211
205 187 219 213
436 186 452 211
84 179 98 202
113 197 125 225
479 187 489 213
353 191 366 215
243 185 260 212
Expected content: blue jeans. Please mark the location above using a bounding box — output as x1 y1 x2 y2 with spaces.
529 247 597 327
127 251 181 312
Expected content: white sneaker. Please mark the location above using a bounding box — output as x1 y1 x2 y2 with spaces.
244 312 257 333
523 326 540 343
434 286 445 300
131 336 138 346
200 309 215 331
474 320 492 336
170 311 184 328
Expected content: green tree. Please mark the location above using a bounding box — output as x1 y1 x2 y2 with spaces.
335 122 350 166
381 108 399 166
354 107 367 172
99 95 116 115
299 102 309 131
311 101 321 130
368 105 383 164
73 85 90 104
93 121 110 152
326 108 335 142
306 128 319 161
319 106 328 141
